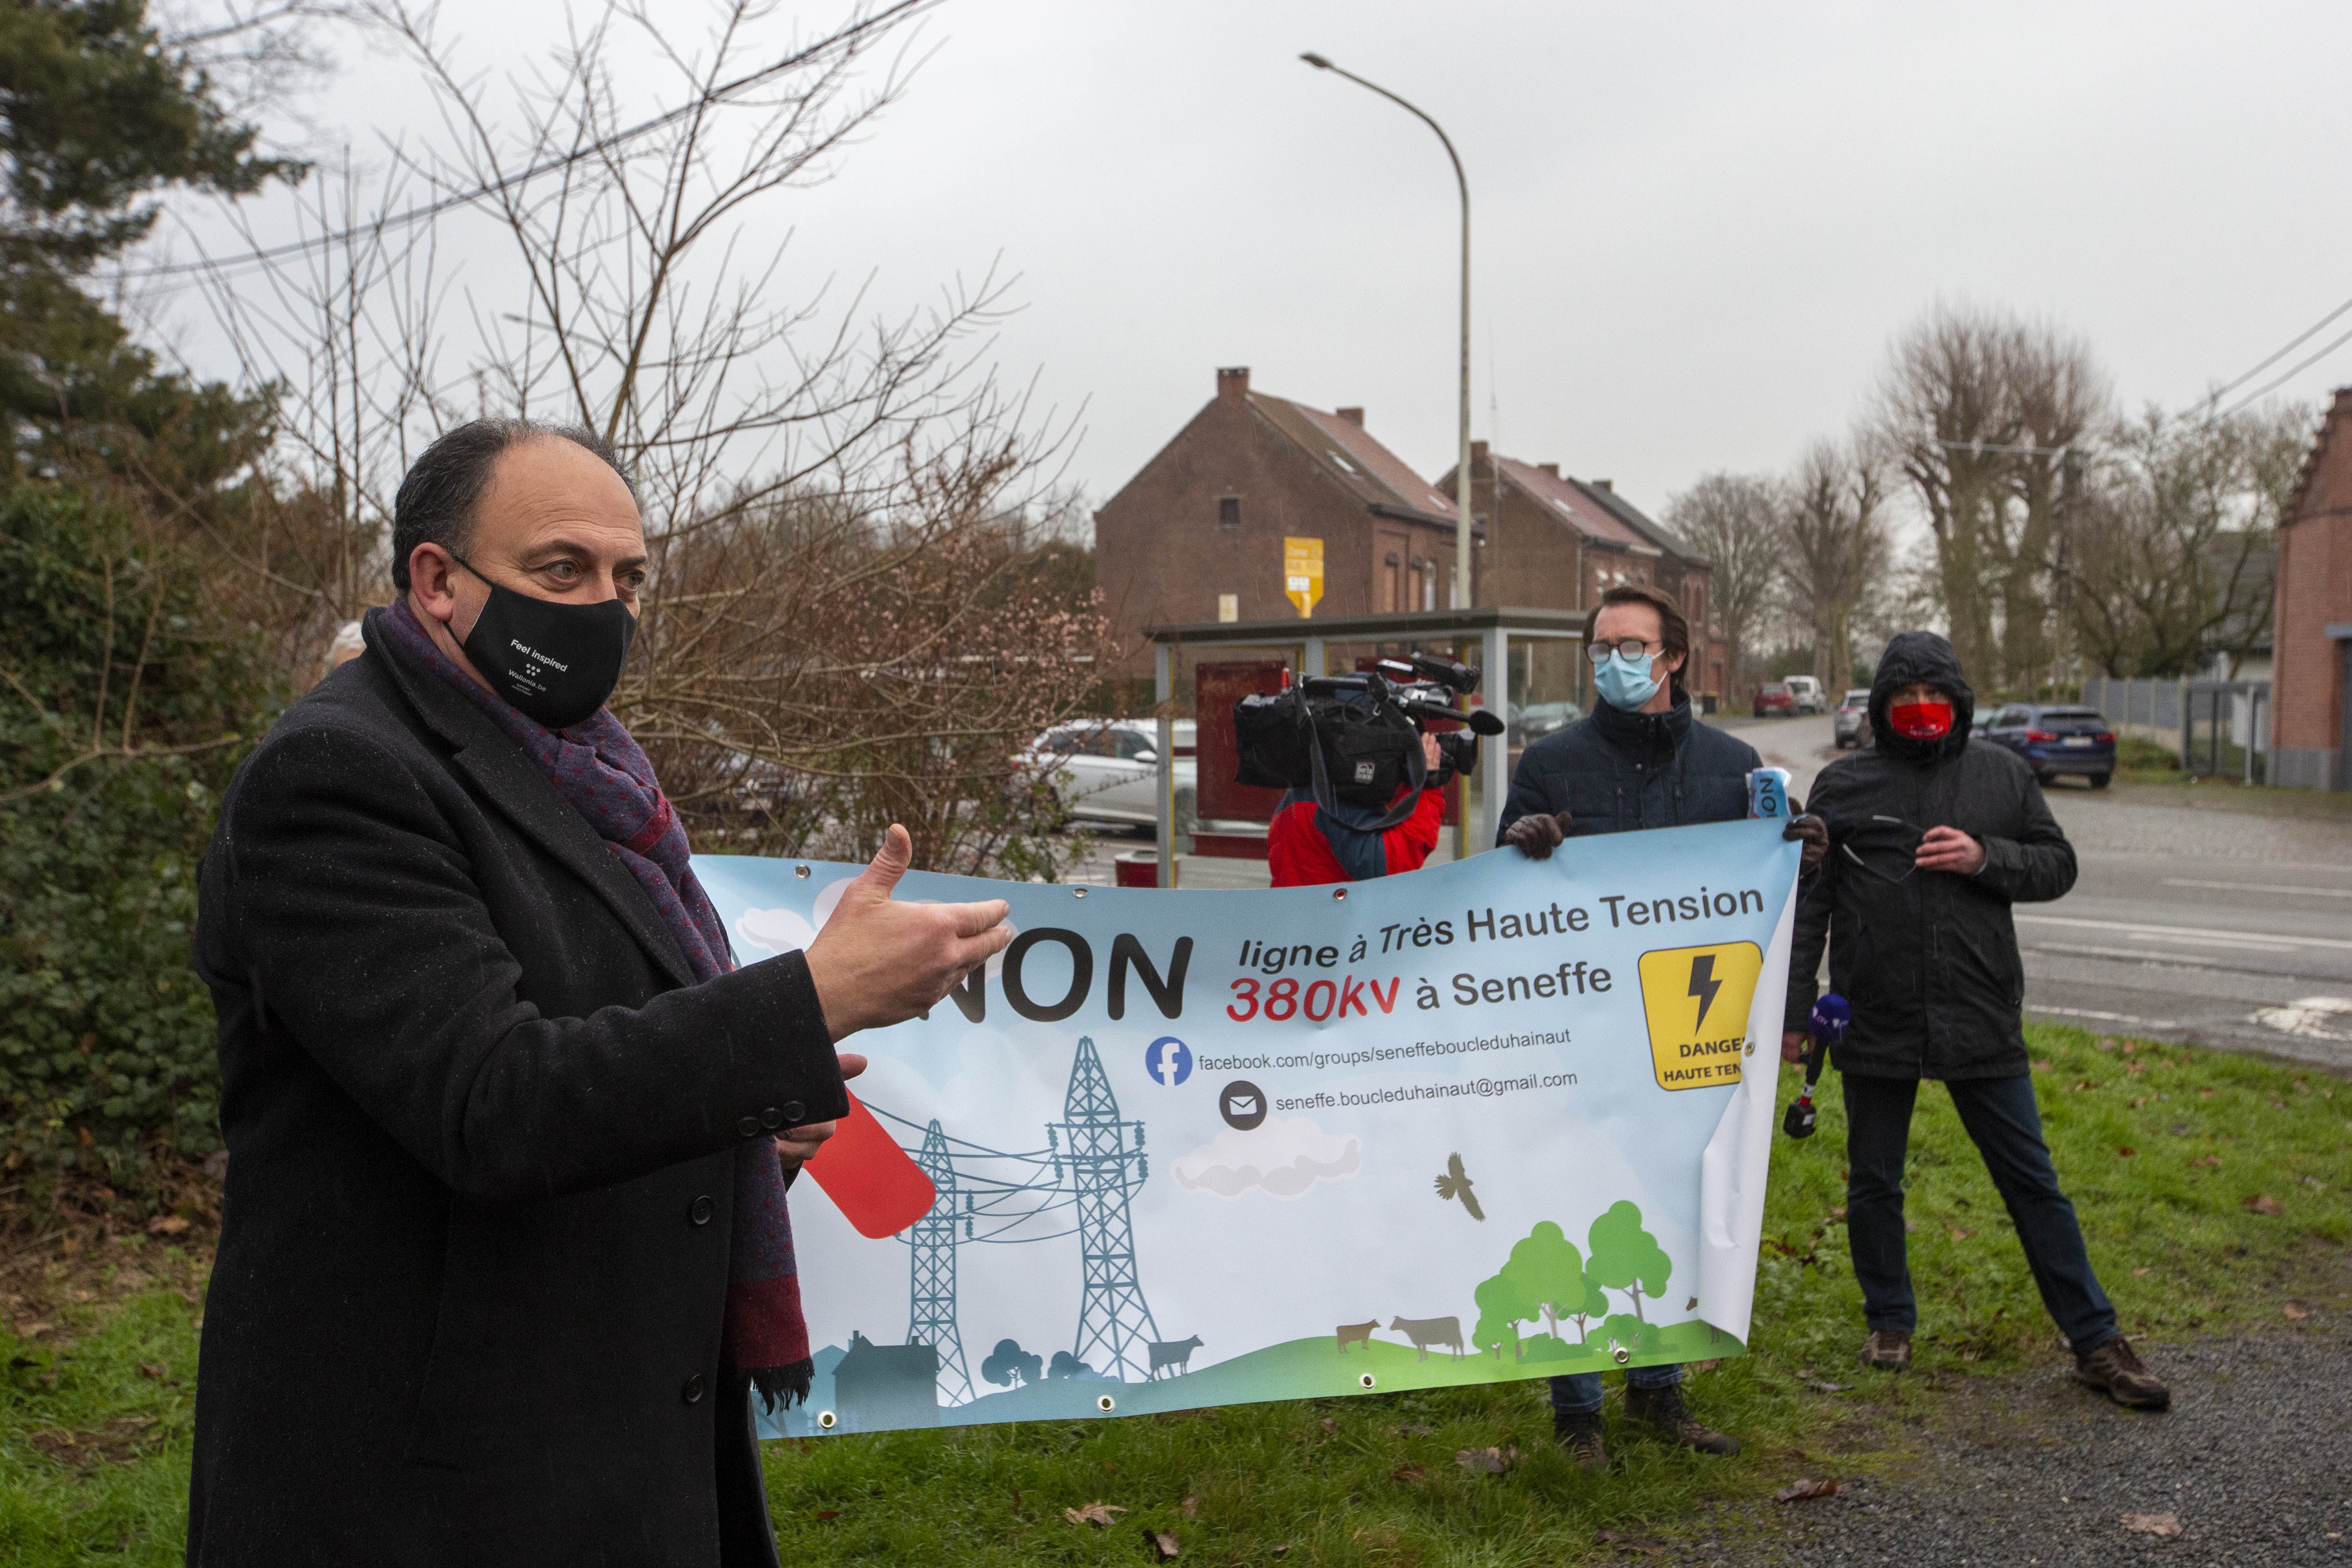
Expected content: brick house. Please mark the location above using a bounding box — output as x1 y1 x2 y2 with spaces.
1094 367 1465 672
2272 386 2352 789
1436 443 1732 706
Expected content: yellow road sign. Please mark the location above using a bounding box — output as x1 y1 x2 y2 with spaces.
1283 536 1324 618
1636 942 1763 1091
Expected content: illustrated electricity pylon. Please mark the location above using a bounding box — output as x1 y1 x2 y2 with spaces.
906 1119 974 1406
1048 1037 1159 1382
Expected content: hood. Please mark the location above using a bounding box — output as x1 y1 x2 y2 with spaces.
1868 631 1974 762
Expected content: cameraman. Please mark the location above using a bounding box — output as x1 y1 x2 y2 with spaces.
1267 731 1449 887
1496 583 1827 1469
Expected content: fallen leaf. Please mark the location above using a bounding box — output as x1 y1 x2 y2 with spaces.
146 1215 190 1237
2302 1176 2327 1191
1949 1228 1975 1241
137 1362 167 1379
1272 1547 1291 1559
1454 1445 1518 1475
2241 1195 2284 1216
2197 1088 2215 1099
2127 1061 2146 1076
1319 1418 1337 1432
808 1510 840 1522
17 1323 51 1339
1143 1528 1181 1560
2129 1096 2148 1108
2122 1511 2182 1538
2133 1267 2152 1277
1390 1463 1426 1485
2190 1154 2222 1169
1063 1502 1127 1527
2282 1302 2308 1320
1178 1496 1197 1519
2120 1042 2137 1055
1596 1528 1669 1557
2032 1059 2053 1073
2117 1147 2136 1158
2070 1080 2098 1092
1775 1476 1841 1502
1391 1420 1435 1438
1808 1379 1852 1393
1828 1206 1848 1222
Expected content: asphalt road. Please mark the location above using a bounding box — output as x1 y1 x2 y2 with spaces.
1726 711 2352 1073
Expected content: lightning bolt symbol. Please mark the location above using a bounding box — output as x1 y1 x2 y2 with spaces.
1688 954 1723 1031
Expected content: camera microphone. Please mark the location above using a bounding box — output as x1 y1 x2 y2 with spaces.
1782 992 1849 1140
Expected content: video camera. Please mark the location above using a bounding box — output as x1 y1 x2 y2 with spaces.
1230 652 1506 828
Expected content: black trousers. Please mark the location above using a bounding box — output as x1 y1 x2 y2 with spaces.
1841 1070 2117 1353
715 1370 783 1568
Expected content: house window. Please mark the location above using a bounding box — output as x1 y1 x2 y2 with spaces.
1217 593 1239 623
1218 496 1241 531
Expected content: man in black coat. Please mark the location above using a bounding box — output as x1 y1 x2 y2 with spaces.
1498 584 1826 1468
1781 631 2168 1409
188 420 1013 1565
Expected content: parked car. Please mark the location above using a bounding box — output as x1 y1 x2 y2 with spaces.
1833 689 1872 749
1980 703 2117 787
1754 681 1794 718
1509 700 1583 745
1783 675 1829 715
1021 720 1198 833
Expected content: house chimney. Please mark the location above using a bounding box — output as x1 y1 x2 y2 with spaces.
1538 462 1559 478
1592 478 1614 493
1335 406 1364 427
1217 366 1250 402
1470 439 1490 462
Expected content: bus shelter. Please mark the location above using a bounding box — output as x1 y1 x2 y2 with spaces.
1147 606 1589 886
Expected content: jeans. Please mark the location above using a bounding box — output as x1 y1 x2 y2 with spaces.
1547 1362 1681 1417
1842 1070 2116 1353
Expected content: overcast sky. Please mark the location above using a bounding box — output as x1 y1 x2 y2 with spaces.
157 0 2352 523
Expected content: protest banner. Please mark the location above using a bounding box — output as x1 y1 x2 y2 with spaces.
693 818 1799 1438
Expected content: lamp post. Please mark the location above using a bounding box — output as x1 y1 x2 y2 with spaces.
1299 52 1472 615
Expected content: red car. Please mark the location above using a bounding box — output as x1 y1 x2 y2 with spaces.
1753 681 1794 718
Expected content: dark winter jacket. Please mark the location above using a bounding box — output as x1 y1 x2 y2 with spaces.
188 617 847 1566
1784 632 2076 1081
1496 693 1762 841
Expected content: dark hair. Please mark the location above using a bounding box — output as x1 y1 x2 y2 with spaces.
389 418 634 591
1584 583 1692 696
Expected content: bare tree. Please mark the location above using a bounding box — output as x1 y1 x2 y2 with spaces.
1663 472 1781 695
2063 402 2308 678
1779 437 1891 692
1872 300 2111 695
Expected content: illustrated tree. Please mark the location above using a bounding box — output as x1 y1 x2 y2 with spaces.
1045 1351 1093 1381
1504 1221 1590 1341
1585 1202 1674 1325
1563 1272 1612 1344
1472 1270 1538 1360
980 1338 1043 1388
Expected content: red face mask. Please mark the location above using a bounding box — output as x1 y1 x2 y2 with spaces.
1888 699 1955 740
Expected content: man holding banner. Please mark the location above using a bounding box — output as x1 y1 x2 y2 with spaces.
1499 585 1827 1468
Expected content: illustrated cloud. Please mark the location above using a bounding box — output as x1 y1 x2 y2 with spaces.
1172 1117 1360 1200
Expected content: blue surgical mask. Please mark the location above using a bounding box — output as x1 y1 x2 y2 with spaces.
1593 650 1661 711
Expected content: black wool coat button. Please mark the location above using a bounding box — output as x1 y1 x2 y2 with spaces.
780 1101 805 1123
759 1106 783 1130
688 1195 715 1227
681 1373 707 1405
737 1115 761 1138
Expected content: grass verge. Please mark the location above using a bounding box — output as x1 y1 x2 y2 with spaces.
5 1024 2346 1565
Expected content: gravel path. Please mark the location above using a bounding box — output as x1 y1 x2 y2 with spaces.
1693 1318 2351 1566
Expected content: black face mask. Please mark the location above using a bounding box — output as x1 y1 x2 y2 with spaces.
450 555 636 730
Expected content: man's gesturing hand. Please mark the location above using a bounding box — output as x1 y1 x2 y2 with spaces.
1504 811 1574 860
803 825 1013 1042
1915 825 1986 877
774 1053 867 1164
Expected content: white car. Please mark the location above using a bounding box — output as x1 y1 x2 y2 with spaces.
1023 720 1197 836
1782 676 1829 715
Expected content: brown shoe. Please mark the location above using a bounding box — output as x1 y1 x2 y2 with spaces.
2074 1335 2170 1411
1553 1409 1607 1470
1624 1383 1740 1455
1859 1330 1913 1373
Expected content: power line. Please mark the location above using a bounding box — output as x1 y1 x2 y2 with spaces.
113 0 934 284
2205 294 2352 405
2207 322 2352 422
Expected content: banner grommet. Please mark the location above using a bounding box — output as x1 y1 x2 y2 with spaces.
1097 1395 1116 1412
1358 1373 1376 1389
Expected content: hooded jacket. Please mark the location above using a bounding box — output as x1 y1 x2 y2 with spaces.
1784 632 2076 1080
1496 692 1761 842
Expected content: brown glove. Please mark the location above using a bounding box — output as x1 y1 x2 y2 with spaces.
1504 811 1574 861
1784 813 1828 873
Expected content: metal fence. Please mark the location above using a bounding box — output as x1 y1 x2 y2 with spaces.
2078 676 2270 782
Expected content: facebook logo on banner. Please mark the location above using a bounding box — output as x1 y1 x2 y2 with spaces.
1147 1037 1192 1088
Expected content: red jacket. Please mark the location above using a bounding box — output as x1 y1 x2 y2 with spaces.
1267 787 1446 887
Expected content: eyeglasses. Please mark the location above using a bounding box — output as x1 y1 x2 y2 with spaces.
1585 637 1660 665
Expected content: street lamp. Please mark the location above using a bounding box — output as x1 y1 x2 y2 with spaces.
1300 51 1472 613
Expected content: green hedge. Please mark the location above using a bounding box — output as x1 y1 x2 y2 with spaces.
0 486 277 1182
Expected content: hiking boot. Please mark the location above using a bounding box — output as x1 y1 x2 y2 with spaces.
1552 1408 1607 1470
1624 1384 1740 1455
2074 1335 2171 1411
1859 1330 1913 1373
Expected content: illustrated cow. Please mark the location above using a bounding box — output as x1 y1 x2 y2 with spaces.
1387 1315 1465 1361
1147 1335 1203 1380
1334 1321 1378 1355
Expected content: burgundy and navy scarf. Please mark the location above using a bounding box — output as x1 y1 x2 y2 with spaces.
380 600 812 1408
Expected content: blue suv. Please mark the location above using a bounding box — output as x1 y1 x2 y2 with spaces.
1980 702 2116 788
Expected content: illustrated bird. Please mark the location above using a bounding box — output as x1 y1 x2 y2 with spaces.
1433 1153 1484 1220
